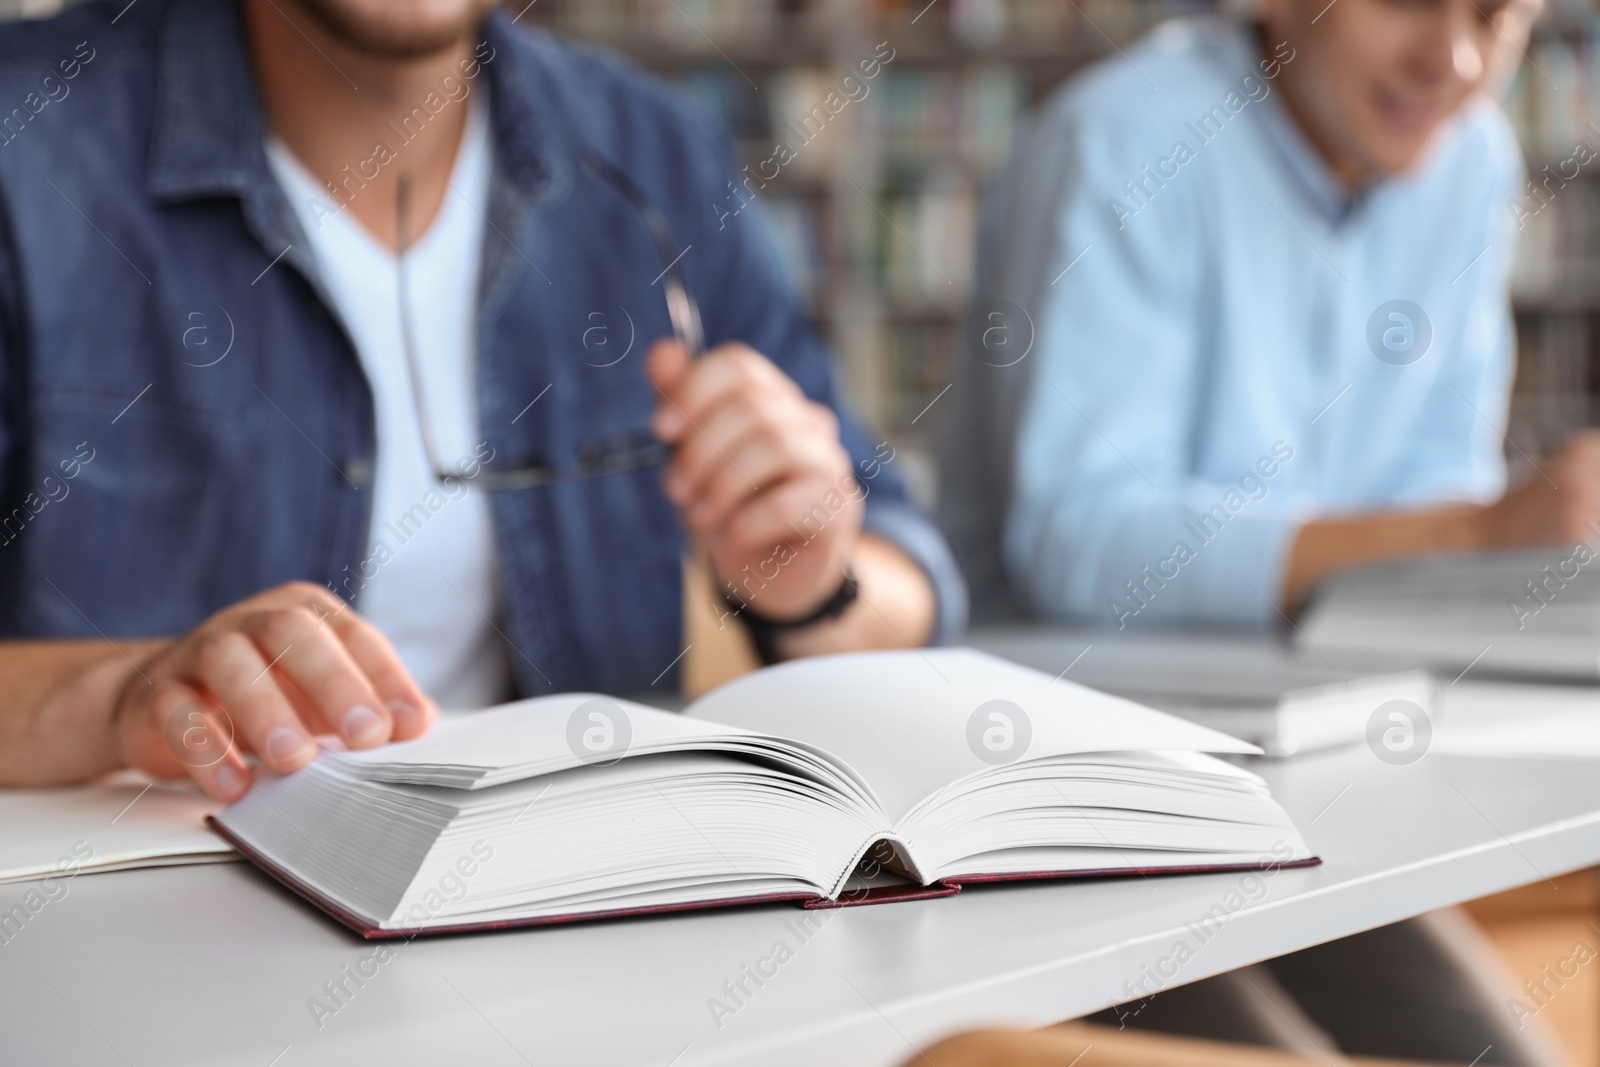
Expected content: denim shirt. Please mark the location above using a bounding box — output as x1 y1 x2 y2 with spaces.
0 0 966 695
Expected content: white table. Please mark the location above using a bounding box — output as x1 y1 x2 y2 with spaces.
4 636 1599 1067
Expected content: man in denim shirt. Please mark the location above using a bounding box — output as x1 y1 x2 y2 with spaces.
0 0 965 800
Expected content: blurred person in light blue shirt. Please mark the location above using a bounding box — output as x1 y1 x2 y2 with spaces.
942 13 1577 1067
971 0 1591 629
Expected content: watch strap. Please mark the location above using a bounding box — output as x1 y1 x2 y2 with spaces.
720 565 859 666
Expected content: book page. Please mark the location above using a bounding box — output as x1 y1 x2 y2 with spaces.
329 693 878 808
685 648 1259 823
331 694 764 786
0 774 235 884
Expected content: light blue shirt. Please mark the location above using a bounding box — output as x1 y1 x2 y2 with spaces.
1001 16 1523 628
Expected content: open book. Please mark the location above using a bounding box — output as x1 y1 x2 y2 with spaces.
211 649 1316 937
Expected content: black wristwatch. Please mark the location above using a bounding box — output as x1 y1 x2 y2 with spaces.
721 565 859 665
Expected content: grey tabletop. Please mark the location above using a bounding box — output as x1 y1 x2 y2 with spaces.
4 628 1598 1066
3 747 1597 1066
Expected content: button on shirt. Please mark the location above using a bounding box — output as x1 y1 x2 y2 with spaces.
266 94 513 709
1000 17 1523 627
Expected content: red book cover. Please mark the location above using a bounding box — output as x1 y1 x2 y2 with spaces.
209 817 1319 940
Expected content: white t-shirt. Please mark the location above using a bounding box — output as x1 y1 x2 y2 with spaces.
265 97 512 709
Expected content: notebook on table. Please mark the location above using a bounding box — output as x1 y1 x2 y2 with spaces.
1294 547 1600 678
0 775 236 885
1146 671 1436 757
211 648 1318 938
972 626 1436 757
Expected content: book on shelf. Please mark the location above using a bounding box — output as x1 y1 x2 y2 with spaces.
634 0 783 48
1299 547 1600 679
881 181 979 300
1504 22 1600 165
870 68 1027 172
211 648 1315 938
760 194 827 304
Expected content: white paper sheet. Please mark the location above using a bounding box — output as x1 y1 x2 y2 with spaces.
1432 681 1600 759
686 648 1260 823
0 774 235 885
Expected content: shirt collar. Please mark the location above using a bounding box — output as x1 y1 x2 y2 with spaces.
1234 24 1368 227
145 0 262 202
146 0 569 208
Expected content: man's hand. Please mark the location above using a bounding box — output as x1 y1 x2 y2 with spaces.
648 340 863 620
1283 431 1600 614
1478 430 1600 549
113 582 436 801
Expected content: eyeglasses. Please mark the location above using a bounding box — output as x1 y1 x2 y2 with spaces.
393 150 703 491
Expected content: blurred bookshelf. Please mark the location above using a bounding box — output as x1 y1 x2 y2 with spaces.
0 0 62 17
1506 2 1600 463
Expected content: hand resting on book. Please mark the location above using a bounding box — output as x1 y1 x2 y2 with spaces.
0 582 438 801
111 582 438 802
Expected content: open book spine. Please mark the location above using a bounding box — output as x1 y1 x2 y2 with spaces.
811 856 1327 908
211 818 1320 938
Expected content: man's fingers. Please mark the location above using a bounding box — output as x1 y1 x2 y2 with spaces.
686 436 799 534
648 339 693 440
724 476 862 555
666 397 840 518
191 629 323 773
264 669 340 738
321 610 436 739
145 680 251 802
646 338 690 392
675 406 850 535
107 580 437 802
242 608 393 749
276 581 430 736
666 401 763 504
654 345 796 440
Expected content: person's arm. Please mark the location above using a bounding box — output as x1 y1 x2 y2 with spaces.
1283 431 1600 613
774 534 938 658
633 96 961 656
648 340 936 655
0 639 163 786
0 582 437 797
1281 503 1488 614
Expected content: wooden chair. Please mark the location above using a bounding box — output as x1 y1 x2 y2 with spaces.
904 1022 1453 1067
680 553 762 698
